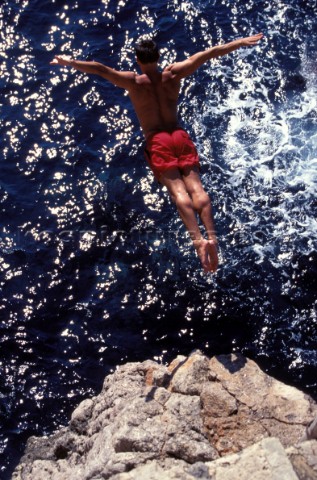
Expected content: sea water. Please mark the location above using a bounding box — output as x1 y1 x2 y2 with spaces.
1 0 317 477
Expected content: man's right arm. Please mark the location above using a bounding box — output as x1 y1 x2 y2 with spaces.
167 33 263 79
50 55 135 89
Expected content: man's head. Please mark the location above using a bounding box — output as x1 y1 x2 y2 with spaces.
135 39 159 64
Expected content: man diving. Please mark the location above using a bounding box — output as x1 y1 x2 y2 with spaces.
51 32 263 273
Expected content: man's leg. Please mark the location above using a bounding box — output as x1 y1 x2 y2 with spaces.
181 166 216 237
160 167 217 272
181 166 218 271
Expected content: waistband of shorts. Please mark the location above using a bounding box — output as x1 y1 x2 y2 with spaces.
145 127 186 142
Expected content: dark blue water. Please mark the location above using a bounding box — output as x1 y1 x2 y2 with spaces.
1 0 317 477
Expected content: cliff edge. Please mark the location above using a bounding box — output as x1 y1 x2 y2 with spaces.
13 352 317 479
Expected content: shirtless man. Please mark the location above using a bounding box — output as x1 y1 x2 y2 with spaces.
51 32 263 273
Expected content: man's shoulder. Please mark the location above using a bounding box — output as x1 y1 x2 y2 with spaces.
135 73 151 85
162 65 180 81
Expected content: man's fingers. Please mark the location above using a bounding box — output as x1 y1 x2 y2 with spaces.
248 33 263 45
50 55 72 66
50 55 60 65
250 33 263 41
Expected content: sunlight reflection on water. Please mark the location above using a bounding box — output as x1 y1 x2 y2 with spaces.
1 0 317 477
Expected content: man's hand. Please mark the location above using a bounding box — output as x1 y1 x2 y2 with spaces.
240 33 264 47
50 55 73 67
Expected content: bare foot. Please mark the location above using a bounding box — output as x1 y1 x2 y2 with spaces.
193 238 218 273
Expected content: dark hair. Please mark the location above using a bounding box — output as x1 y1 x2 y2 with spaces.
135 39 159 64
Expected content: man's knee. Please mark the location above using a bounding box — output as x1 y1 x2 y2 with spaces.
193 190 211 211
173 191 192 210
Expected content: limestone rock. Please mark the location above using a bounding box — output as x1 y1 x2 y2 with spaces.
206 354 316 454
206 437 299 480
287 440 317 480
13 352 317 480
305 415 317 441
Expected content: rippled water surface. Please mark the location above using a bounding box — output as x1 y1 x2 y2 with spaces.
1 0 317 477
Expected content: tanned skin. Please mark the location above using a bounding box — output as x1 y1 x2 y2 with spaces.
51 33 263 272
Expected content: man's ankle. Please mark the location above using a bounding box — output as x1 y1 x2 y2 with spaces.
206 231 217 243
192 237 206 248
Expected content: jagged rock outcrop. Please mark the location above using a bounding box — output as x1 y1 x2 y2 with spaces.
13 352 317 480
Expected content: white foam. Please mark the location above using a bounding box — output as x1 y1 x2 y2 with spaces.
191 19 317 266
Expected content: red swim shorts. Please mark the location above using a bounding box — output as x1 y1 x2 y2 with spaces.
144 129 199 180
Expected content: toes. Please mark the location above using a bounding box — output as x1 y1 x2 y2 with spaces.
201 243 212 273
206 242 218 273
194 239 218 273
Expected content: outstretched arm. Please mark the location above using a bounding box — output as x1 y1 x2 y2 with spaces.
167 33 263 78
50 55 135 89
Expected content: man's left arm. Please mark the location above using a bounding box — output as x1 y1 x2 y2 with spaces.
50 55 135 89
167 33 263 79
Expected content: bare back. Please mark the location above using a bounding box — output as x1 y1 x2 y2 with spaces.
127 69 181 138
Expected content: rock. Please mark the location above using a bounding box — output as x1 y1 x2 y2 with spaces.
13 352 317 480
206 437 299 480
287 440 317 480
206 354 316 455
304 415 317 441
70 398 94 434
110 458 209 480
